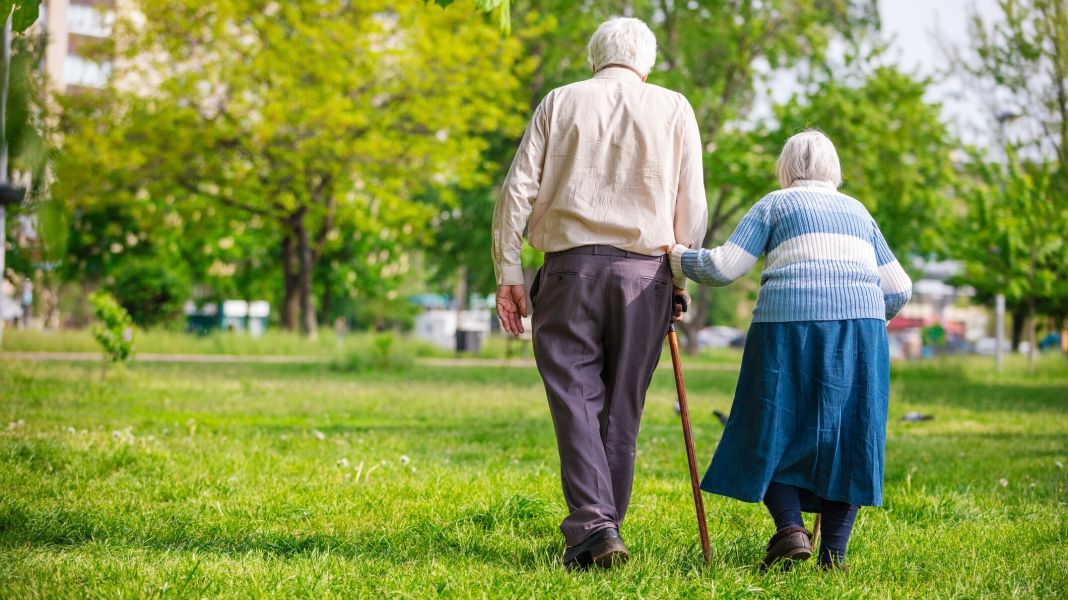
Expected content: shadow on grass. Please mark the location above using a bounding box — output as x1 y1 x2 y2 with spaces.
0 492 750 573
0 494 566 570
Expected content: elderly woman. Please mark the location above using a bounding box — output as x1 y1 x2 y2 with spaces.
668 130 912 571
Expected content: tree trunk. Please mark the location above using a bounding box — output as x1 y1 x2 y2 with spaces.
1011 306 1026 351
295 212 317 339
1027 296 1037 374
41 270 60 329
75 279 92 328
281 230 300 331
320 277 332 326
454 265 468 312
679 285 708 354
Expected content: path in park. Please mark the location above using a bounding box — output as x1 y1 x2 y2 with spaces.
0 352 738 371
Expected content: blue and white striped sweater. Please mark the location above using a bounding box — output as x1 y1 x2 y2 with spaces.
669 181 912 322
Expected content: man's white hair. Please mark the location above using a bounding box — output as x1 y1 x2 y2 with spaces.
775 129 843 189
587 17 657 76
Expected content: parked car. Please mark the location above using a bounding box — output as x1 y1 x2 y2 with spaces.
697 326 745 348
975 337 1011 356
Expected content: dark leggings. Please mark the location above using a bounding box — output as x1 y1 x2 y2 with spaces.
763 482 858 566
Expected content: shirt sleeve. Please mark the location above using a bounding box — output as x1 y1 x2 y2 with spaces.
669 195 775 287
491 97 550 286
671 101 709 288
872 220 912 321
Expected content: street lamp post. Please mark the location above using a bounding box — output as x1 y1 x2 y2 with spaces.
992 110 1021 372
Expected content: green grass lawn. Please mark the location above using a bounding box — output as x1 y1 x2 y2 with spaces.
1 354 1066 598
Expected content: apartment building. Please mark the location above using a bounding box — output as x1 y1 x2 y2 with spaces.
41 0 115 91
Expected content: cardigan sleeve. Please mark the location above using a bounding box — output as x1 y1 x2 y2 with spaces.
871 221 912 321
669 196 775 287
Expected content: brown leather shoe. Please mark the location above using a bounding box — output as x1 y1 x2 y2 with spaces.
761 525 813 570
562 527 629 570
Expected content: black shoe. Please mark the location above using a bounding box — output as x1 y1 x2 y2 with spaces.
562 527 629 570
761 525 813 571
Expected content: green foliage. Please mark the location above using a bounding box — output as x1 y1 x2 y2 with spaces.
956 0 1068 171
428 0 510 33
2 34 45 180
88 291 133 364
331 332 412 372
107 256 191 328
0 33 49 278
953 153 1068 313
775 64 958 258
0 1 41 33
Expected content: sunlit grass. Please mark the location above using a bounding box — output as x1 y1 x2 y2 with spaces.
0 355 1065 598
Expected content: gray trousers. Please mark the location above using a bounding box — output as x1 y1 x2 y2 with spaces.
531 245 673 546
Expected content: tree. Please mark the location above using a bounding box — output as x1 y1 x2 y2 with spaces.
948 0 1068 369
953 154 1067 372
54 0 528 336
775 65 958 258
108 254 191 328
89 290 133 364
955 0 1067 174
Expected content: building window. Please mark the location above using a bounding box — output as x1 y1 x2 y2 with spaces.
68 4 114 38
64 54 110 88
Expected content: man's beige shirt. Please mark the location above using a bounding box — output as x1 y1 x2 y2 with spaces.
492 67 708 288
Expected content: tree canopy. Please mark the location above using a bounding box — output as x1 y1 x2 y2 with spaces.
52 0 530 334
948 0 1068 368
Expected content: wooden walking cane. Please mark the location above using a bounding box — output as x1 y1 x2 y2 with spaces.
668 318 712 565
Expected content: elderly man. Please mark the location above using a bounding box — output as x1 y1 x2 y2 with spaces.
492 17 708 569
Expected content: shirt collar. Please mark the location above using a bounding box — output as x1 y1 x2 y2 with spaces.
789 179 837 190
593 66 644 82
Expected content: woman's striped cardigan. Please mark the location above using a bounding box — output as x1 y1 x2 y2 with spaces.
669 180 913 323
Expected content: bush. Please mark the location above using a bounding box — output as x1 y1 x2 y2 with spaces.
108 256 191 328
90 291 134 364
331 332 412 373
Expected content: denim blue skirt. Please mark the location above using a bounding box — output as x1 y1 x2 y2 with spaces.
700 319 890 510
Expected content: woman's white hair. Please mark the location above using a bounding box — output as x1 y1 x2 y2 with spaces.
587 17 657 76
775 130 843 189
